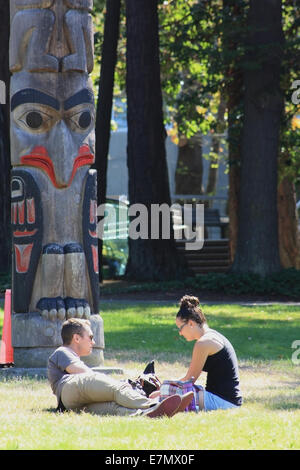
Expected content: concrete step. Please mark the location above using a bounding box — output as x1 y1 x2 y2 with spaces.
184 253 230 260
189 266 230 274
177 246 230 255
186 259 230 267
176 238 229 246
177 238 231 273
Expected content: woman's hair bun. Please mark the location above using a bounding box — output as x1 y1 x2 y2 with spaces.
180 295 199 308
177 294 206 325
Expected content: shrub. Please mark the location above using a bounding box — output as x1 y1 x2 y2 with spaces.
101 268 300 299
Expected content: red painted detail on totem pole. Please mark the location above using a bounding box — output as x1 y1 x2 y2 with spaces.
21 146 57 186
14 243 34 273
18 201 25 224
26 198 36 224
20 145 94 188
91 244 99 274
11 203 18 224
13 229 37 237
70 145 95 184
90 200 94 224
88 229 97 238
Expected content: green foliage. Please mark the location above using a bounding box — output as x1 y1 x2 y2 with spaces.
158 0 250 139
92 0 300 178
278 1 300 182
189 269 300 298
101 268 300 299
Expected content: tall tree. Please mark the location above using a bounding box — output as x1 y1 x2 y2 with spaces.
222 0 247 261
93 0 299 274
232 0 284 275
94 0 121 281
0 1 11 274
125 0 187 280
175 133 204 195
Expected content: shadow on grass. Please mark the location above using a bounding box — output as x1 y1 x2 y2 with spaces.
0 375 47 384
42 407 73 414
44 407 59 413
245 393 300 411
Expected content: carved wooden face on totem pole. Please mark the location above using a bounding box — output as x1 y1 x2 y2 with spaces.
11 73 95 189
10 0 99 321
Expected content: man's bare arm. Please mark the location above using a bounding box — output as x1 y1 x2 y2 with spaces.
65 362 92 374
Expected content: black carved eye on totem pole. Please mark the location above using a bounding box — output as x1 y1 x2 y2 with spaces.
19 110 51 130
24 111 46 129
11 88 95 134
16 107 93 133
79 111 92 129
69 110 92 130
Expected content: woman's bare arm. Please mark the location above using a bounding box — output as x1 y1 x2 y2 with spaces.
177 339 212 382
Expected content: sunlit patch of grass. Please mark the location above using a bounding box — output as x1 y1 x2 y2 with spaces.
0 365 299 450
100 302 300 361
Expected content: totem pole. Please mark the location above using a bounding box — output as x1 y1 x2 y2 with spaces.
9 0 104 367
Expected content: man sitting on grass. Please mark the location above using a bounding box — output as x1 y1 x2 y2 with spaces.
47 318 193 418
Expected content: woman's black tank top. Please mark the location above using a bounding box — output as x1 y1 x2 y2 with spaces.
202 329 242 406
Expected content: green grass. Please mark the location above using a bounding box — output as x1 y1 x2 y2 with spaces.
0 302 300 450
100 302 300 361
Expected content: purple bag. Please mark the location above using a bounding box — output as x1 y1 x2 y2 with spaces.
159 380 202 412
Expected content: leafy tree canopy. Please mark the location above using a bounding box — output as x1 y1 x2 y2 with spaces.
93 0 300 182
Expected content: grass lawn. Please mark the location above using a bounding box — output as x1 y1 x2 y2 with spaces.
0 301 300 450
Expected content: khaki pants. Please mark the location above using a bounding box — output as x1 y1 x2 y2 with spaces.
61 372 156 416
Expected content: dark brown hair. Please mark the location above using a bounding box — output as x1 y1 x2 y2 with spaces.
61 318 91 345
176 295 206 326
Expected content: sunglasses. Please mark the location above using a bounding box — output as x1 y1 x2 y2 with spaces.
79 332 94 341
178 322 188 333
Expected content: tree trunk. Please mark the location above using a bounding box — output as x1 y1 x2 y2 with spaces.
232 0 284 276
223 0 244 262
0 2 11 274
227 81 243 262
125 0 187 281
175 133 204 195
94 0 121 281
278 176 300 269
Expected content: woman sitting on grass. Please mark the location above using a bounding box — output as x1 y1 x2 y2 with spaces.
152 295 242 411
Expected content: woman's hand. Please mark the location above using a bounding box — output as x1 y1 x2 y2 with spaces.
149 390 161 399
